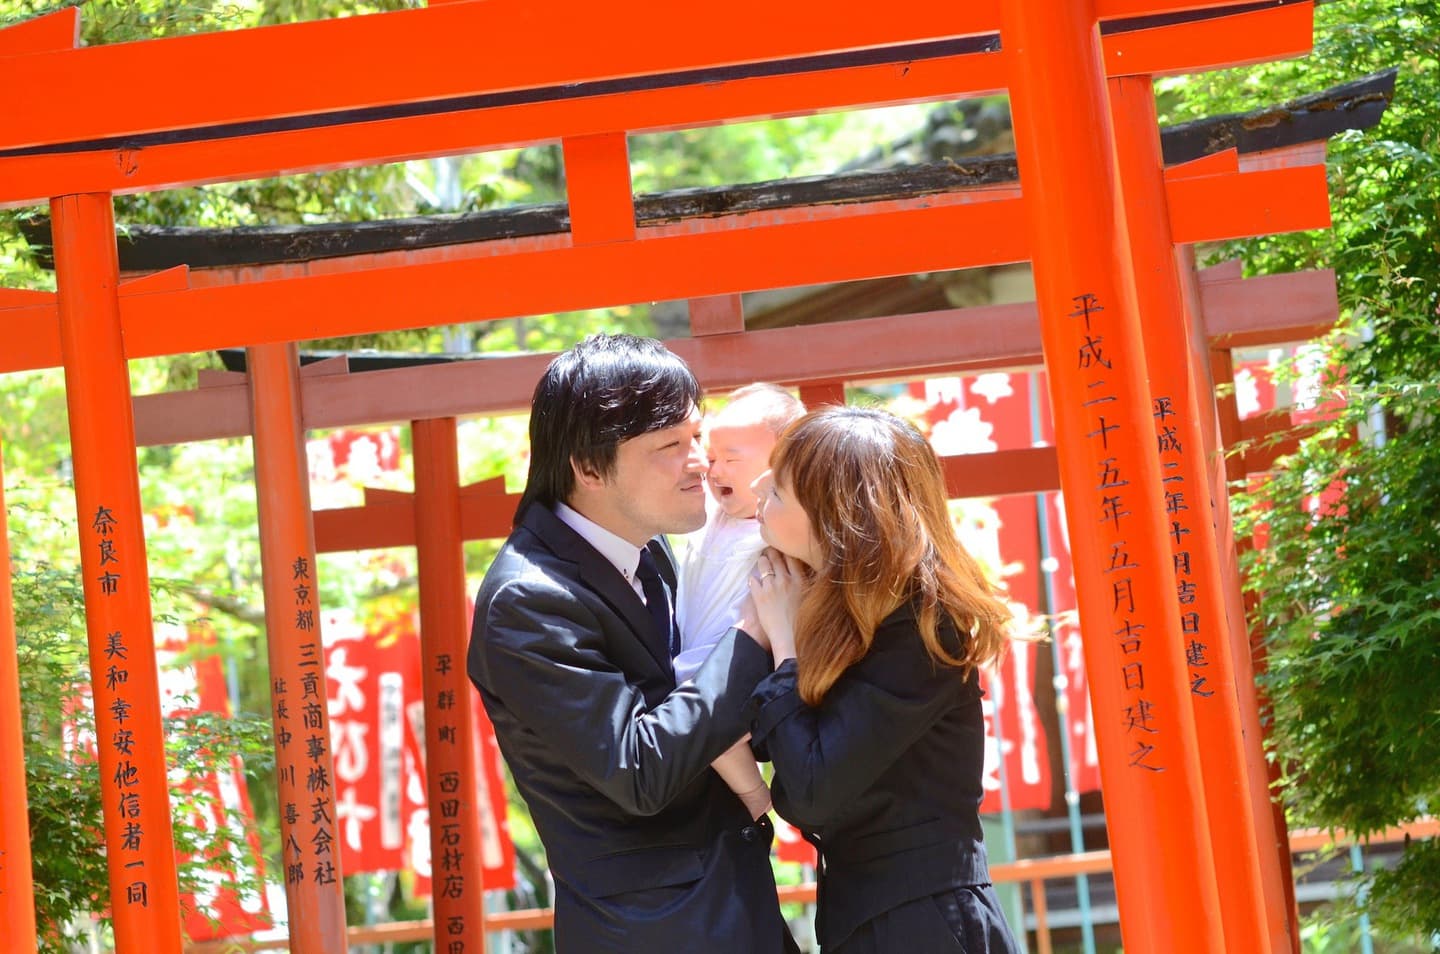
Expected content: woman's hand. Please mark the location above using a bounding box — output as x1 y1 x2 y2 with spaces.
748 548 804 665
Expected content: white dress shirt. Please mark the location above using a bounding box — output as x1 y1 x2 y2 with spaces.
553 502 649 601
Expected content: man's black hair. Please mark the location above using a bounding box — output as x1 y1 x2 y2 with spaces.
516 333 701 523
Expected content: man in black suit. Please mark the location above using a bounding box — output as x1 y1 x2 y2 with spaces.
468 334 793 952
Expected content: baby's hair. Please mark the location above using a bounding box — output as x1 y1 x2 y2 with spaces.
718 382 806 436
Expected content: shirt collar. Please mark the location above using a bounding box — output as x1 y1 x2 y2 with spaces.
554 502 645 583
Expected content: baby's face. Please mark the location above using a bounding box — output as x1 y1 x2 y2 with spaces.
704 421 776 519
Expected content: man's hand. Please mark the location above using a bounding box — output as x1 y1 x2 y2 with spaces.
735 592 772 652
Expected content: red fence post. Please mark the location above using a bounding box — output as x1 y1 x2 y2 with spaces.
796 381 846 409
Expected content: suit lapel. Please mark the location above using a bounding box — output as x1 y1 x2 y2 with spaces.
522 505 675 678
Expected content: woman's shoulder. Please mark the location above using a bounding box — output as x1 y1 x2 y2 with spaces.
869 603 975 680
876 599 963 642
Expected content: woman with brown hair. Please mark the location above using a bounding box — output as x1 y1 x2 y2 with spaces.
746 406 1022 954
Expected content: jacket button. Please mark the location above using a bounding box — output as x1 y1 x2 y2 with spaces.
740 825 760 843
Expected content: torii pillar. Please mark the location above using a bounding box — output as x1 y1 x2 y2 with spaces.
1005 2 1231 949
309 414 518 952
413 417 493 954
1110 76 1294 952
0 443 39 953
51 193 183 951
247 343 349 951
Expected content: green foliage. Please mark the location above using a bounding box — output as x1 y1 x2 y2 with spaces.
0 0 247 37
1368 835 1440 941
1243 420 1440 827
14 537 107 946
1299 907 1432 954
629 105 926 191
0 372 71 478
1160 0 1440 939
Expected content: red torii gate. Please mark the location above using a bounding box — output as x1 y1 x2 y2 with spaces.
0 1 1339 951
240 265 1330 944
131 262 1334 954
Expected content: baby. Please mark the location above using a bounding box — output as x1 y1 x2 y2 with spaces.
676 383 806 820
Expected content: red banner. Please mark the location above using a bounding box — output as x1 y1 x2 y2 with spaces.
323 609 421 876
921 373 1057 811
1044 490 1104 795
773 816 816 866
997 371 1102 796
322 607 516 892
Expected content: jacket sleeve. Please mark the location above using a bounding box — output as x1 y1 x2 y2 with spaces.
748 625 978 828
480 576 773 816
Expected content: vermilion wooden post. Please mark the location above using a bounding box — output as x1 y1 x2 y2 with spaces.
412 418 489 954
1178 249 1301 953
247 342 348 952
0 446 39 954
797 381 845 409
51 193 183 952
1108 74 1279 953
1000 3 1224 950
1206 343 1304 952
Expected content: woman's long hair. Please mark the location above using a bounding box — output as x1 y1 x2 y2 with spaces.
773 407 1012 705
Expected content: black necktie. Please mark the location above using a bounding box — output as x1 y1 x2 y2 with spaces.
636 548 680 659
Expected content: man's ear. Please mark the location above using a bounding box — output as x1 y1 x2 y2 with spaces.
571 455 606 490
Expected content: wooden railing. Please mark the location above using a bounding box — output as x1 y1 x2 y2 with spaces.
189 819 1439 953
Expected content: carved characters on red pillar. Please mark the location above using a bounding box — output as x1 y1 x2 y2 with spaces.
1063 291 1170 775
64 620 273 941
272 551 342 892
85 503 158 912
1150 394 1216 700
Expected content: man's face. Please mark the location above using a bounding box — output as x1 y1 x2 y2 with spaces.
704 421 776 519
593 406 708 545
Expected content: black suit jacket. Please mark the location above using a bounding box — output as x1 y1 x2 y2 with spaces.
469 503 789 952
750 602 992 951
